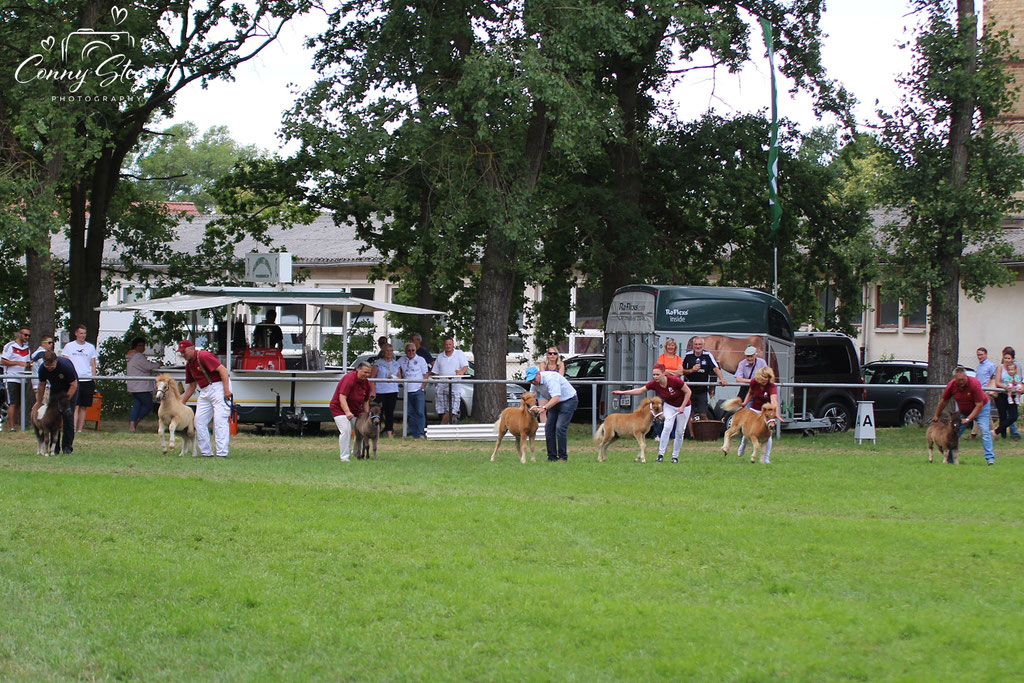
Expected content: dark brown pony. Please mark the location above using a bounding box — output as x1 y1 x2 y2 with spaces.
33 387 69 456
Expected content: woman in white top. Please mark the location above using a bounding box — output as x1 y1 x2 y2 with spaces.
373 344 402 437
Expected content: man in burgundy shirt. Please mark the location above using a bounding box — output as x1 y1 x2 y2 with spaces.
612 363 691 463
330 361 374 462
179 340 232 458
933 367 994 465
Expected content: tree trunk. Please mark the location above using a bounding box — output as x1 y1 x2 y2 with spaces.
471 232 518 421
926 0 976 417
26 244 56 347
926 274 961 416
414 274 437 353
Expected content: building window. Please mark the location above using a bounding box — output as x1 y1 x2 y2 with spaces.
876 289 900 328
570 285 604 355
817 285 837 323
508 309 526 354
903 301 927 327
118 285 147 304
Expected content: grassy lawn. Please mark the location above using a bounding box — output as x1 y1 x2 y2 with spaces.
1 421 1022 681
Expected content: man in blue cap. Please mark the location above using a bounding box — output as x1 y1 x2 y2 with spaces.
525 365 578 461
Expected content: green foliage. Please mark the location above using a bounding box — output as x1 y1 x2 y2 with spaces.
0 257 30 340
131 122 261 213
2 428 1024 679
877 0 1024 312
321 321 378 366
288 0 855 374
0 0 314 340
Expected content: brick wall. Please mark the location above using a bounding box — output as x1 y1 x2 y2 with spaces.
986 0 1024 123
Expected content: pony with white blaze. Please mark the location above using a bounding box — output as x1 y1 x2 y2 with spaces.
154 373 197 457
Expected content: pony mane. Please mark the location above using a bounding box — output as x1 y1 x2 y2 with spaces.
155 373 182 399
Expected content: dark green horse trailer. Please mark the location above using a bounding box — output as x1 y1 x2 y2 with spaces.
605 285 819 429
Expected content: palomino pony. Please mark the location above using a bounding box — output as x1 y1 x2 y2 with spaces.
489 391 540 464
720 397 778 464
594 397 664 463
154 373 197 457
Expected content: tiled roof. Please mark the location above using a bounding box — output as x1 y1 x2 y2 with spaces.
51 213 383 267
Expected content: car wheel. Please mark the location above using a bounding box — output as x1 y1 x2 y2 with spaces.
900 405 924 426
819 402 852 433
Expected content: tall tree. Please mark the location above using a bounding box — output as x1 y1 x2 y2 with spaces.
584 1 852 316
131 122 260 212
289 0 619 419
0 0 311 344
877 0 1024 411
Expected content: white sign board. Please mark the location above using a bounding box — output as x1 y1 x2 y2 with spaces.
854 401 876 444
245 253 293 283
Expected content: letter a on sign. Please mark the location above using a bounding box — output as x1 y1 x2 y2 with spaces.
854 401 876 444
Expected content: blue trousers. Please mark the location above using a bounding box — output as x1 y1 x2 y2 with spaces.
958 401 995 463
545 395 578 461
130 391 154 423
407 390 426 437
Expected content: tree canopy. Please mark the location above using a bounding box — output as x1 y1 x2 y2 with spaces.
876 0 1024 393
131 122 261 213
285 0 860 419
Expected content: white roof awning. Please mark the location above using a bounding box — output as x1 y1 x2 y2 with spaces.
98 287 444 316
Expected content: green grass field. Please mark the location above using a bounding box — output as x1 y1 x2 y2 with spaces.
1 422 1022 681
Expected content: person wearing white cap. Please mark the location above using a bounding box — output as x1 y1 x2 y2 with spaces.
733 345 768 402
525 365 578 461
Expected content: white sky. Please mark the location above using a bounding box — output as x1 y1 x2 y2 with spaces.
165 1 924 153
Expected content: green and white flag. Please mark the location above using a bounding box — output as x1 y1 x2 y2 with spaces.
759 17 782 240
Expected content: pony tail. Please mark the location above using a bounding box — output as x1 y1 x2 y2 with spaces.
593 424 605 442
722 397 743 412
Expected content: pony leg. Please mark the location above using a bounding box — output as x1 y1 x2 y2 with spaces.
168 421 178 450
516 435 526 465
721 426 736 456
635 432 646 463
750 435 760 464
158 420 168 454
927 439 934 463
528 434 536 462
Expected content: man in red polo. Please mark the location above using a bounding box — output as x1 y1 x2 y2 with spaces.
934 366 994 465
330 360 374 462
179 340 232 458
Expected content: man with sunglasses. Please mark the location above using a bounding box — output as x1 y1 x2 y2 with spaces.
30 336 56 390
2 326 32 431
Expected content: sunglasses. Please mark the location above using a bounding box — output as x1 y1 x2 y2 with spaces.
547 351 558 355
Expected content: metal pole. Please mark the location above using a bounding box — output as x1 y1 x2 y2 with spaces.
20 376 27 432
402 383 408 437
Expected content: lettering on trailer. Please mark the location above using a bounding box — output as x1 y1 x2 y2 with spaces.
664 307 689 324
613 300 653 325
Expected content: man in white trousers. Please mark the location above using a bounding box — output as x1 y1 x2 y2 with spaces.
178 340 232 458
612 364 692 463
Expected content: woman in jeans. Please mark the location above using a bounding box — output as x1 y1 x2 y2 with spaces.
126 338 162 432
994 347 1023 440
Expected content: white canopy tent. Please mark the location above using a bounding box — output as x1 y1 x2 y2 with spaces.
98 286 445 368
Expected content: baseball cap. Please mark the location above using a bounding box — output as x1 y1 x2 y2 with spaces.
744 345 758 355
177 339 195 353
524 366 539 381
